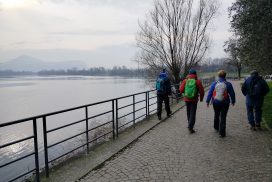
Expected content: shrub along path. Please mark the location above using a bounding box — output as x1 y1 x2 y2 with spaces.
81 81 272 182
263 81 272 129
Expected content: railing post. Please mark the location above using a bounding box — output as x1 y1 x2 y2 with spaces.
112 100 115 139
147 91 149 117
115 99 119 137
145 92 148 118
42 116 49 178
33 118 40 182
85 106 89 153
133 95 135 128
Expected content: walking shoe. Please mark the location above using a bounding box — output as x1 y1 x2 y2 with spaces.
167 111 172 117
219 134 225 138
158 115 162 120
189 128 195 134
256 124 262 131
250 126 256 131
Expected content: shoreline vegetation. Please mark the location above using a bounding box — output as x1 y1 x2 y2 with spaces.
0 66 148 77
263 81 272 129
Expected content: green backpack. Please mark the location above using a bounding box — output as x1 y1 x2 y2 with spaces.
184 79 197 99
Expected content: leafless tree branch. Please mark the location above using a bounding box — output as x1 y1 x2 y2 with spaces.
136 0 218 83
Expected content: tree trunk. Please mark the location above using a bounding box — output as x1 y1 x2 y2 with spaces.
237 67 242 80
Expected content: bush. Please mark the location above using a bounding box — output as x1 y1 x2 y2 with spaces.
263 82 272 128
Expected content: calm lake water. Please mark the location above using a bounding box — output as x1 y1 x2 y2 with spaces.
0 76 154 182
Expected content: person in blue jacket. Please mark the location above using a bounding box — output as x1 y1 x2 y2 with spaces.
156 69 172 120
241 70 270 130
206 70 236 137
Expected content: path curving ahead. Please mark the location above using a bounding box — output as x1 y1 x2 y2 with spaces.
81 81 272 182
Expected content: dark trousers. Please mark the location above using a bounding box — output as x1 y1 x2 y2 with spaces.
246 104 262 126
157 94 171 117
213 103 229 136
186 102 198 129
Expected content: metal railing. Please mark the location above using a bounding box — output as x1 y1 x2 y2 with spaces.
0 77 214 182
0 119 40 182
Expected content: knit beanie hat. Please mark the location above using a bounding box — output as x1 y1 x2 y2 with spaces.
189 69 197 75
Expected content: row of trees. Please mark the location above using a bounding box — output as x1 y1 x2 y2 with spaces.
198 58 237 73
136 0 271 82
38 66 148 77
226 0 272 75
0 67 148 77
0 70 34 77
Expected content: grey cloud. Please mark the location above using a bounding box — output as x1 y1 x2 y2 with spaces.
0 43 138 68
48 29 134 36
49 16 72 23
37 0 66 4
37 0 153 10
9 41 28 46
3 40 63 49
39 0 150 4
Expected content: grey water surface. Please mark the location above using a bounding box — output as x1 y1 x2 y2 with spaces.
0 76 155 182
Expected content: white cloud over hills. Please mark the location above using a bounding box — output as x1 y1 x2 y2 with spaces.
0 0 235 68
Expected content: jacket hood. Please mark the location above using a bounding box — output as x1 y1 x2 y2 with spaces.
186 74 197 79
159 72 167 78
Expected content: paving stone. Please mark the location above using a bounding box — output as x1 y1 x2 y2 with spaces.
81 81 272 182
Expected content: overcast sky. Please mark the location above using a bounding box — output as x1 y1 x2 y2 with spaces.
0 0 235 68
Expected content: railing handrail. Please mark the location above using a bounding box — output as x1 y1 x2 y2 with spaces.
0 77 216 127
0 88 157 127
0 76 215 182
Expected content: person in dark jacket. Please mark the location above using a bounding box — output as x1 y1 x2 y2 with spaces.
156 69 172 120
241 70 270 130
180 69 205 133
206 70 236 137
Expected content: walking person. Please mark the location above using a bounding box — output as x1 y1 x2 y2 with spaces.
156 69 172 120
206 70 236 137
241 70 270 130
180 69 204 133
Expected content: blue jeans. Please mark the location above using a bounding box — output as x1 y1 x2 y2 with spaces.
246 104 262 126
246 96 264 126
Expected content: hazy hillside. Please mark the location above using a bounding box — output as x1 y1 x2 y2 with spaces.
0 55 87 72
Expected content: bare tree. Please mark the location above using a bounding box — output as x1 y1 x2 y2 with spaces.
136 0 218 84
224 37 242 79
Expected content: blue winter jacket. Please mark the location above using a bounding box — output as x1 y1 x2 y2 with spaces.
241 75 270 107
206 78 236 105
156 72 171 95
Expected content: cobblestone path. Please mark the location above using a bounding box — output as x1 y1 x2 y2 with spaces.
81 81 272 182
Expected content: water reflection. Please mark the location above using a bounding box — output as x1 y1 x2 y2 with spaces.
0 76 152 181
0 83 36 88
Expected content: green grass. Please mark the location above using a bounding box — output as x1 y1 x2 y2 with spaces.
263 81 272 129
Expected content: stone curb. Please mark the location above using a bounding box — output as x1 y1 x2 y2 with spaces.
77 86 212 181
76 103 186 181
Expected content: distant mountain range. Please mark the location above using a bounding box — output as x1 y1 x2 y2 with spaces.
0 55 87 72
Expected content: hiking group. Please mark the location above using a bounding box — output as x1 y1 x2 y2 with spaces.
156 69 270 137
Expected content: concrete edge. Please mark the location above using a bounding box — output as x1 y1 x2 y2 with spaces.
76 104 186 181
